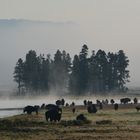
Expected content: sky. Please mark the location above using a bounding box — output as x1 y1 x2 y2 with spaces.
0 0 140 88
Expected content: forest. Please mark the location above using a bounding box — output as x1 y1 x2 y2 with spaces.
13 45 130 95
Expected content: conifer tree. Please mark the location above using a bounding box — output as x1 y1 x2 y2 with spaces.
13 58 24 95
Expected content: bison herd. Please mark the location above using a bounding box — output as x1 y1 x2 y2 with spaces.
23 97 140 122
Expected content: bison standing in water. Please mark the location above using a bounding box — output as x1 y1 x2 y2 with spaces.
23 105 39 115
45 108 62 122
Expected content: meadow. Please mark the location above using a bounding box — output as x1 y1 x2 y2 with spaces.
0 104 140 140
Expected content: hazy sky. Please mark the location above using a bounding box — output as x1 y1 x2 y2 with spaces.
0 0 140 88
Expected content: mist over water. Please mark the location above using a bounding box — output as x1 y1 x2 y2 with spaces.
0 86 140 118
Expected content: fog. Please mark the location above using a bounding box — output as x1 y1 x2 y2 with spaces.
0 19 85 89
0 92 140 118
1 1 140 89
0 17 140 91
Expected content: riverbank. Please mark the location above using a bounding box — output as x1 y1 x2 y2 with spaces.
0 104 140 140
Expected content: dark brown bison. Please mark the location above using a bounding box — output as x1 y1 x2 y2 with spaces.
110 99 115 104
87 104 97 113
134 98 138 104
71 102 75 106
55 99 65 106
83 100 87 106
76 114 87 121
45 104 62 112
120 98 131 104
45 109 62 122
136 106 140 112
65 103 69 107
41 103 45 109
23 105 38 115
72 108 76 114
114 103 118 111
56 100 62 106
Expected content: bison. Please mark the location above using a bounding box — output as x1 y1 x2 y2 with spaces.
55 99 65 106
76 114 87 121
134 98 138 104
110 99 115 104
136 106 140 112
120 98 131 104
45 109 62 122
114 103 118 111
56 100 62 106
41 103 45 109
72 108 76 114
87 104 97 113
45 104 62 112
23 105 38 115
83 100 87 106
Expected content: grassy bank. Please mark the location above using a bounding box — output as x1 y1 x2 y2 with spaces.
0 105 140 140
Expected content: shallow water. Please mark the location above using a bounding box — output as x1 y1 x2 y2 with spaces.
0 110 22 118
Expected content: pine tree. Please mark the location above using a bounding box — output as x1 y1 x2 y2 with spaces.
95 50 108 92
13 58 24 95
116 50 130 91
88 50 99 93
69 55 80 94
78 44 89 94
23 50 39 91
38 54 50 91
107 52 118 91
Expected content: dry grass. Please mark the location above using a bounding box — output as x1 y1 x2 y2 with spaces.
0 104 140 140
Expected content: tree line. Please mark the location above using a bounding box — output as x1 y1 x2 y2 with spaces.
13 45 130 95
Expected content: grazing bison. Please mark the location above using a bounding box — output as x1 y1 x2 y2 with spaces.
120 98 131 104
87 104 97 113
45 109 62 122
96 100 101 106
45 104 62 116
72 108 76 114
55 99 65 106
114 103 118 111
65 103 69 107
99 102 103 110
56 100 62 106
41 103 45 109
136 106 140 111
83 100 87 106
87 101 92 106
110 99 115 104
45 104 60 110
76 114 87 121
61 98 65 106
71 102 75 106
23 105 38 115
105 99 109 104
134 98 138 104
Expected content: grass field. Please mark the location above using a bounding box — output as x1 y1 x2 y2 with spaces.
0 104 140 140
